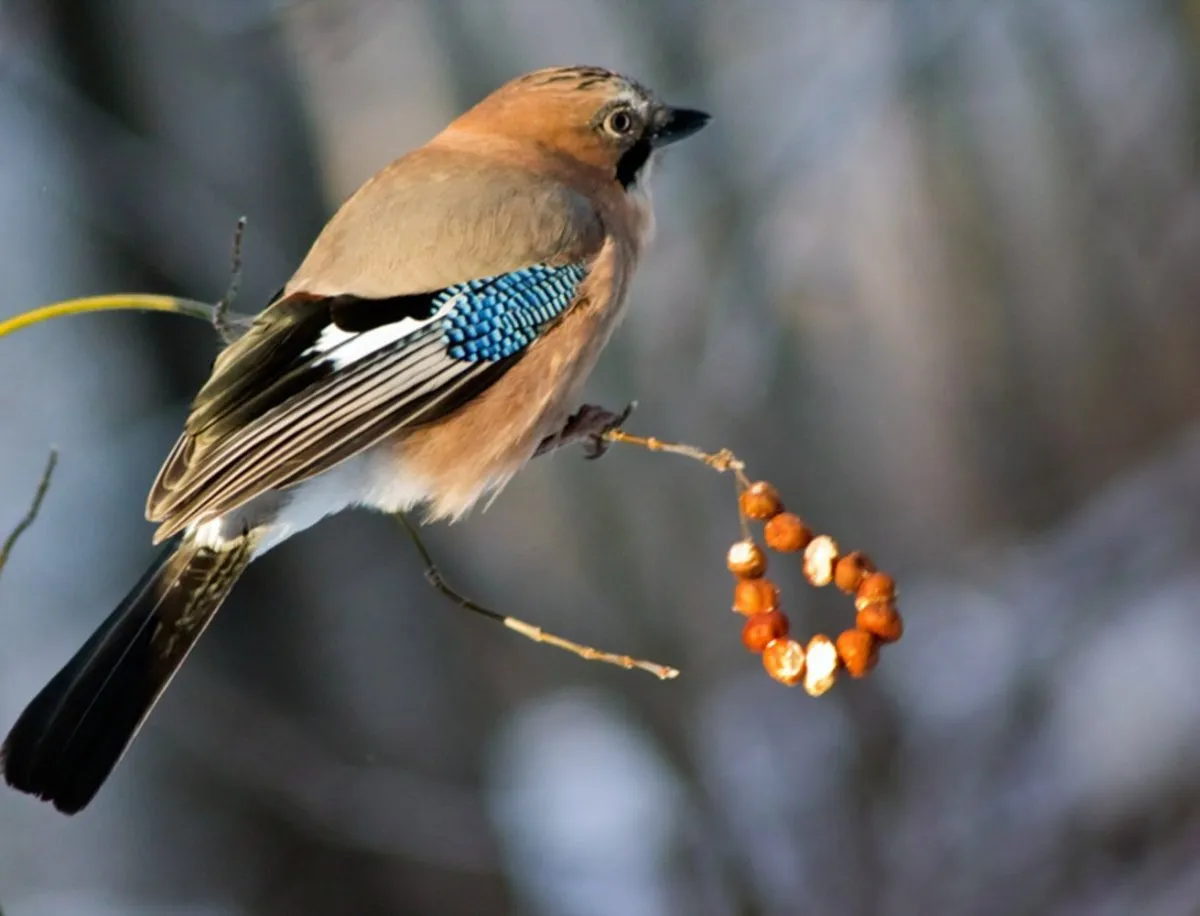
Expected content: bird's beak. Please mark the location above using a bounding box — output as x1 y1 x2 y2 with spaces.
650 106 711 147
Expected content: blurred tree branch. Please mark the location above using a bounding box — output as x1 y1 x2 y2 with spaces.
0 449 57 582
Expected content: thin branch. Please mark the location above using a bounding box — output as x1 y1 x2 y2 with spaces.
603 429 750 483
393 512 679 680
0 217 256 343
0 450 57 579
604 428 754 538
212 215 249 344
0 294 222 339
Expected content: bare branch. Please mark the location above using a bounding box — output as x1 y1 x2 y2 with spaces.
212 215 250 344
0 450 57 580
604 427 749 483
393 511 679 679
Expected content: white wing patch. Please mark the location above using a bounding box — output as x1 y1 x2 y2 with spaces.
305 292 466 369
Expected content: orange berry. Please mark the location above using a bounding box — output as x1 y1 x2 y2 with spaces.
803 535 840 587
739 481 784 521
834 551 874 594
856 601 904 643
762 638 806 685
855 572 896 610
727 539 768 578
733 578 780 616
741 610 790 653
803 634 840 696
835 629 879 678
764 512 812 553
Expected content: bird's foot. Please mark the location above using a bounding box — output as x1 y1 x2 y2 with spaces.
535 401 636 460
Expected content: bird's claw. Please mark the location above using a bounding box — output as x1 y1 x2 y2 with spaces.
535 401 636 459
578 401 636 459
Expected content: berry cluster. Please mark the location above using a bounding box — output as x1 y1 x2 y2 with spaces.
728 481 903 695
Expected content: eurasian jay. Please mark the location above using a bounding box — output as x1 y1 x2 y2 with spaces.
3 65 708 813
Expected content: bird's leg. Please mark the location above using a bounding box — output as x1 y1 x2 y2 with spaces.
534 401 637 460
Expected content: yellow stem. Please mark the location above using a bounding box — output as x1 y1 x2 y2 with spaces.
0 294 218 340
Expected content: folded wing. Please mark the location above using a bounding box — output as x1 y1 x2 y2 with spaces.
147 263 589 540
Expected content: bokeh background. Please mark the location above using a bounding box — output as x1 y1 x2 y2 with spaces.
2 1 1200 913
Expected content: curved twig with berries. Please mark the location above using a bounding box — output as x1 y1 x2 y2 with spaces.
604 434 904 694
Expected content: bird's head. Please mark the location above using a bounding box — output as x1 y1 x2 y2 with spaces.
445 66 710 190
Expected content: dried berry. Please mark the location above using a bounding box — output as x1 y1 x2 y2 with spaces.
742 610 790 653
834 551 874 594
727 539 768 578
803 535 840 587
804 634 839 697
764 512 812 553
739 481 784 521
835 629 879 678
856 601 904 643
762 638 806 685
855 572 896 610
733 578 780 616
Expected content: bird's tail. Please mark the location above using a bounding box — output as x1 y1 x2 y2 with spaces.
1 531 254 814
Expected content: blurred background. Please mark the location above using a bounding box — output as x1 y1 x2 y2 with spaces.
2 0 1200 913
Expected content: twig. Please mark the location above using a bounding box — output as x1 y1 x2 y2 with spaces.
393 512 679 680
212 216 248 344
0 450 57 579
0 295 220 339
603 429 750 483
604 428 754 538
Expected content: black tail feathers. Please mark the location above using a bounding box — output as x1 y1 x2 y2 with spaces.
2 533 252 814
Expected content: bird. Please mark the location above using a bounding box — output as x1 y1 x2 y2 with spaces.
1 66 708 814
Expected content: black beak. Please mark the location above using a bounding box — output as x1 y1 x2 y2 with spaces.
651 106 710 147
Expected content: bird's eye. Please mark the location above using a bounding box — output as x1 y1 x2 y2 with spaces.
603 108 637 138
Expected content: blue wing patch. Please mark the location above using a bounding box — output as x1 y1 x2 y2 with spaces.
439 263 588 362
